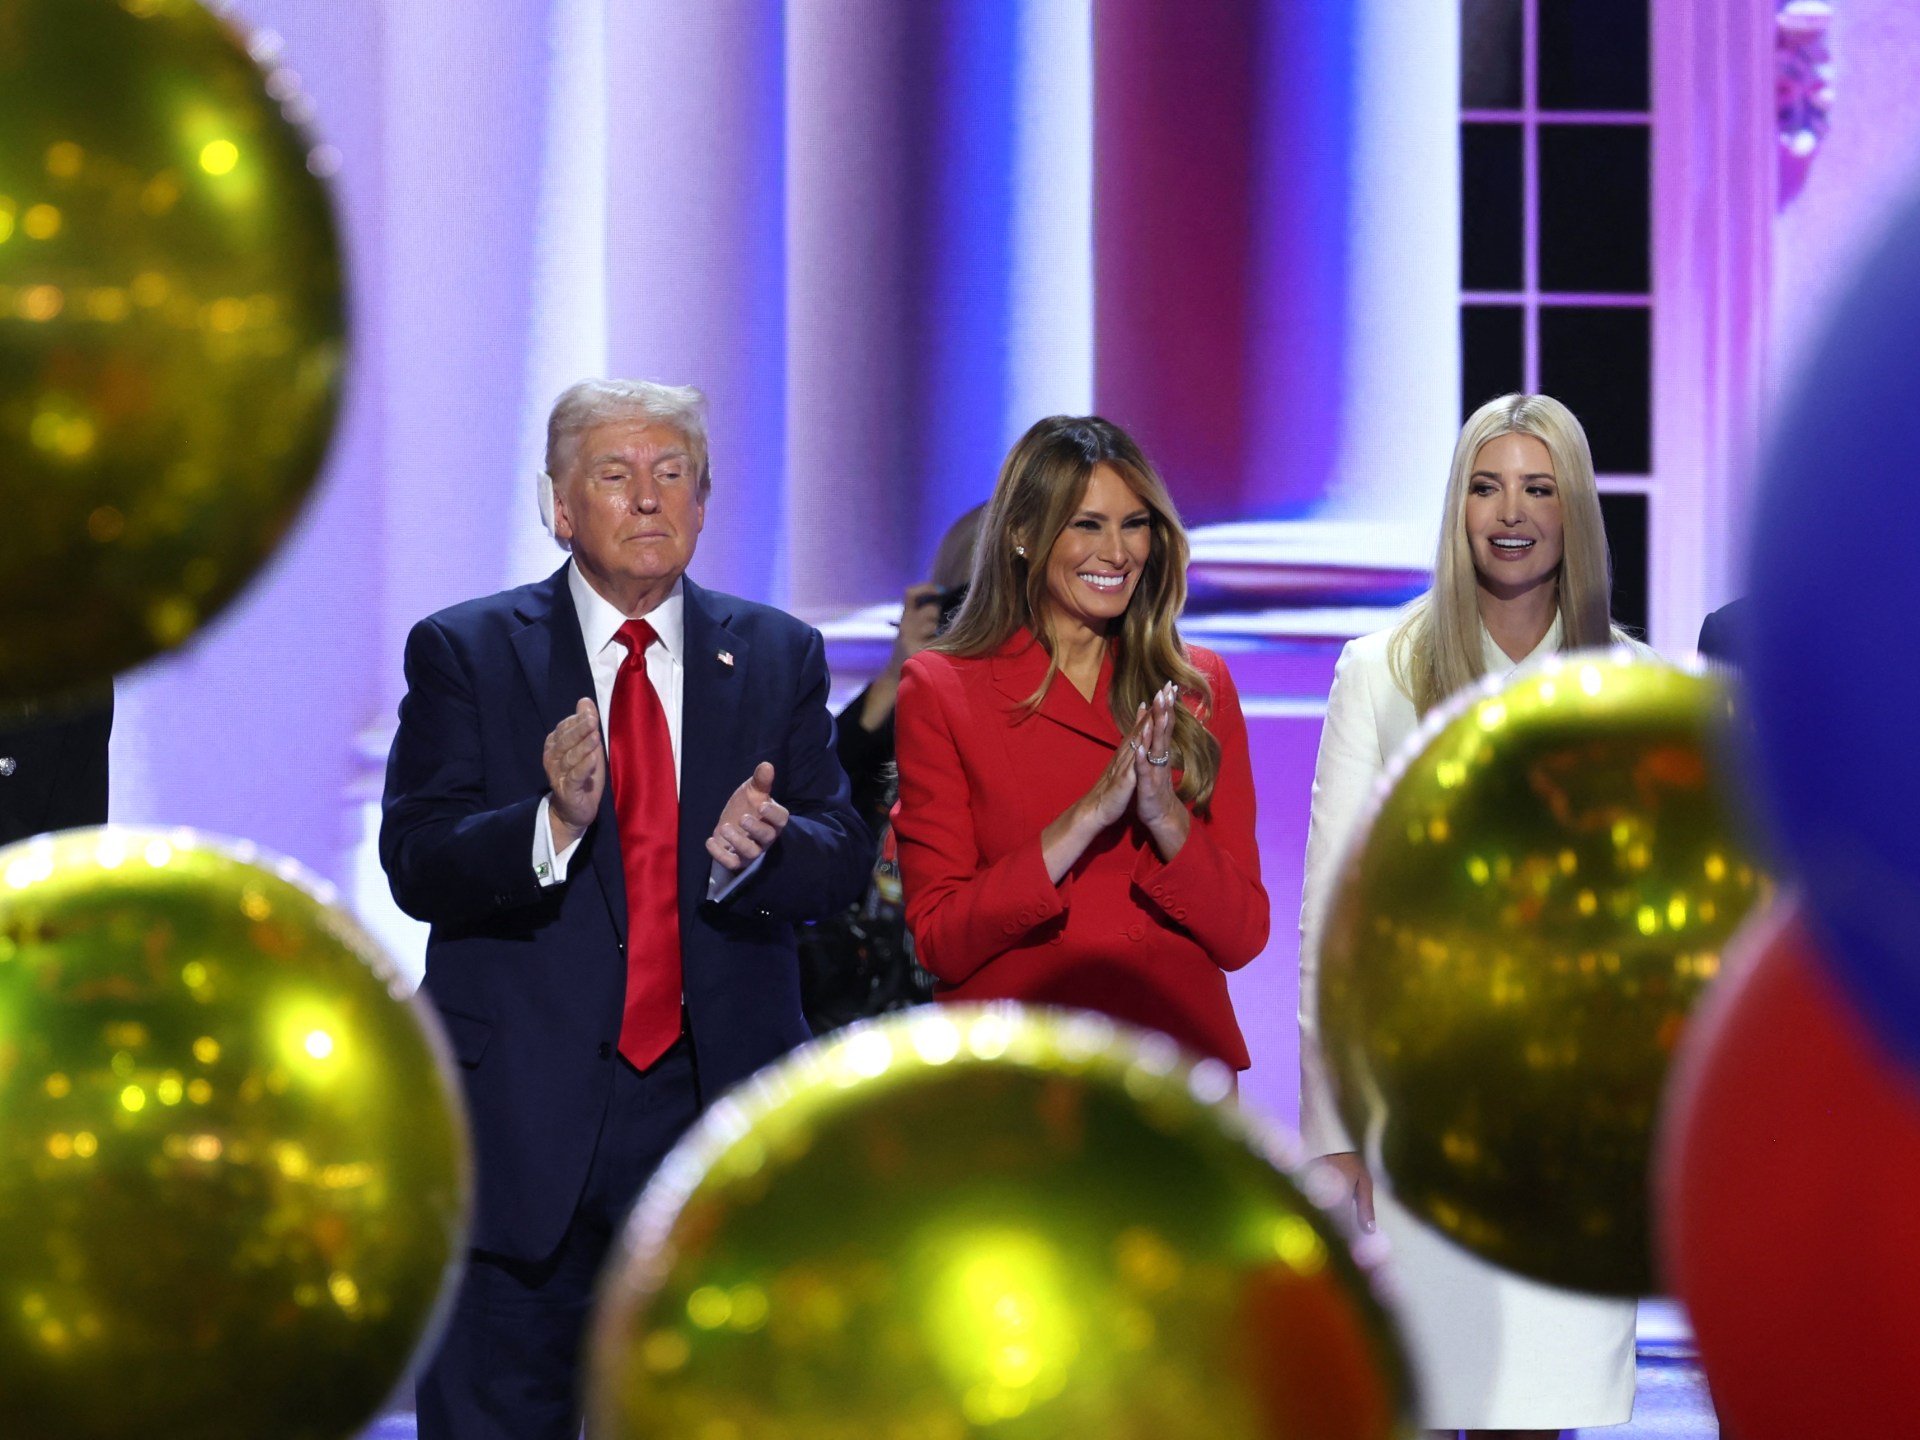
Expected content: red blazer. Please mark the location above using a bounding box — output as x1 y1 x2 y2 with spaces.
894 630 1269 1068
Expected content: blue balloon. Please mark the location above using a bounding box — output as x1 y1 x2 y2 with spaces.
1747 185 1920 1078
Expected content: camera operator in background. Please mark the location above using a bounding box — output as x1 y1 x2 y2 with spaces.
833 505 986 839
800 504 985 1032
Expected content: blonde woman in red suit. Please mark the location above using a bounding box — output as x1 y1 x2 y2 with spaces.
892 415 1269 1069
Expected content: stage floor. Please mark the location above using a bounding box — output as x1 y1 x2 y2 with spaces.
357 1304 1722 1438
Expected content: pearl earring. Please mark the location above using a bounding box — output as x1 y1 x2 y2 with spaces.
1014 545 1027 558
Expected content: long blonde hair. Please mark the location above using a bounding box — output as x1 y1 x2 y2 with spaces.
938 415 1222 811
1390 392 1628 714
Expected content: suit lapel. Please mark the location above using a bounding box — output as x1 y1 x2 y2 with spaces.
676 578 750 929
989 631 1121 749
511 563 627 941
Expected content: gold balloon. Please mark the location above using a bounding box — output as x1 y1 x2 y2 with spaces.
0 0 345 702
590 1005 1417 1440
1318 653 1772 1295
0 829 469 1440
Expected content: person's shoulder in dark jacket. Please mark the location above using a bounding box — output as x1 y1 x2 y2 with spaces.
0 684 113 845
1697 598 1748 667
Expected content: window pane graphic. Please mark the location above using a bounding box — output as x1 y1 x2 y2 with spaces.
1462 305 1526 419
1539 0 1649 112
1541 305 1650 475
1462 123 1525 292
1539 125 1648 293
1462 0 1524 109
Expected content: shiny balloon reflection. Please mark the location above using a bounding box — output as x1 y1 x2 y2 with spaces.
591 1007 1417 1440
0 829 469 1440
1317 654 1771 1296
0 0 345 702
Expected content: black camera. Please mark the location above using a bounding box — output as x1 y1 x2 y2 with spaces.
927 583 968 634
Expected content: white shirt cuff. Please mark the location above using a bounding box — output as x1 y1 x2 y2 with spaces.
538 799 760 901
706 852 766 903
533 795 585 886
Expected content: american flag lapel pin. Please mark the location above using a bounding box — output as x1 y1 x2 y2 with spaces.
717 650 735 667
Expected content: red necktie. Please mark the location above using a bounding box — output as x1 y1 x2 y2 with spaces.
608 619 682 1067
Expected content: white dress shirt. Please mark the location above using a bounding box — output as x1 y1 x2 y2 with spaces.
532 564 753 900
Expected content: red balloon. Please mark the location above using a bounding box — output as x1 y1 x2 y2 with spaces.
1657 906 1920 1438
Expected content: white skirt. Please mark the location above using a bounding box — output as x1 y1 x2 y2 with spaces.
1368 1183 1638 1431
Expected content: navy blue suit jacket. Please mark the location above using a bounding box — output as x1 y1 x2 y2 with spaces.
380 567 869 1259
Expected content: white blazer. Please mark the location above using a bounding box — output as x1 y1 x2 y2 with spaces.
1299 612 1565 1150
1296 611 1642 1431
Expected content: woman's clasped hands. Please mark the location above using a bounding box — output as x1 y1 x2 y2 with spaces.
1042 681 1191 882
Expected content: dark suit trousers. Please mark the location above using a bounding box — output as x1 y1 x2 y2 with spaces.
416 1042 701 1440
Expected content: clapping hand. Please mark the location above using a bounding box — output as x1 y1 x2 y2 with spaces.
1130 682 1178 816
1078 708 1142 830
1130 682 1191 856
543 698 606 849
1313 1152 1377 1234
707 761 790 872
1041 681 1191 880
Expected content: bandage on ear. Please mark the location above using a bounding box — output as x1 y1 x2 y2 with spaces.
537 470 558 535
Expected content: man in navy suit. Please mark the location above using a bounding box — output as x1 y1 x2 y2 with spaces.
381 379 869 1439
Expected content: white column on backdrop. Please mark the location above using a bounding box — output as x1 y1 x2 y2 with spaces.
784 1 920 617
787 4 1095 614
379 0 555 679
1652 0 1773 648
1322 0 1460 561
361 0 558 982
507 0 610 587
1004 0 1095 436
603 0 787 603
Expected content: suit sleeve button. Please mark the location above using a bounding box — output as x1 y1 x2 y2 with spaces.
1017 909 1032 926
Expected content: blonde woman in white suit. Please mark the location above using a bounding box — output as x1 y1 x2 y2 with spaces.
1299 394 1651 1438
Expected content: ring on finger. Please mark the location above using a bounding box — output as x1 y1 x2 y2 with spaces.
1147 751 1172 766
